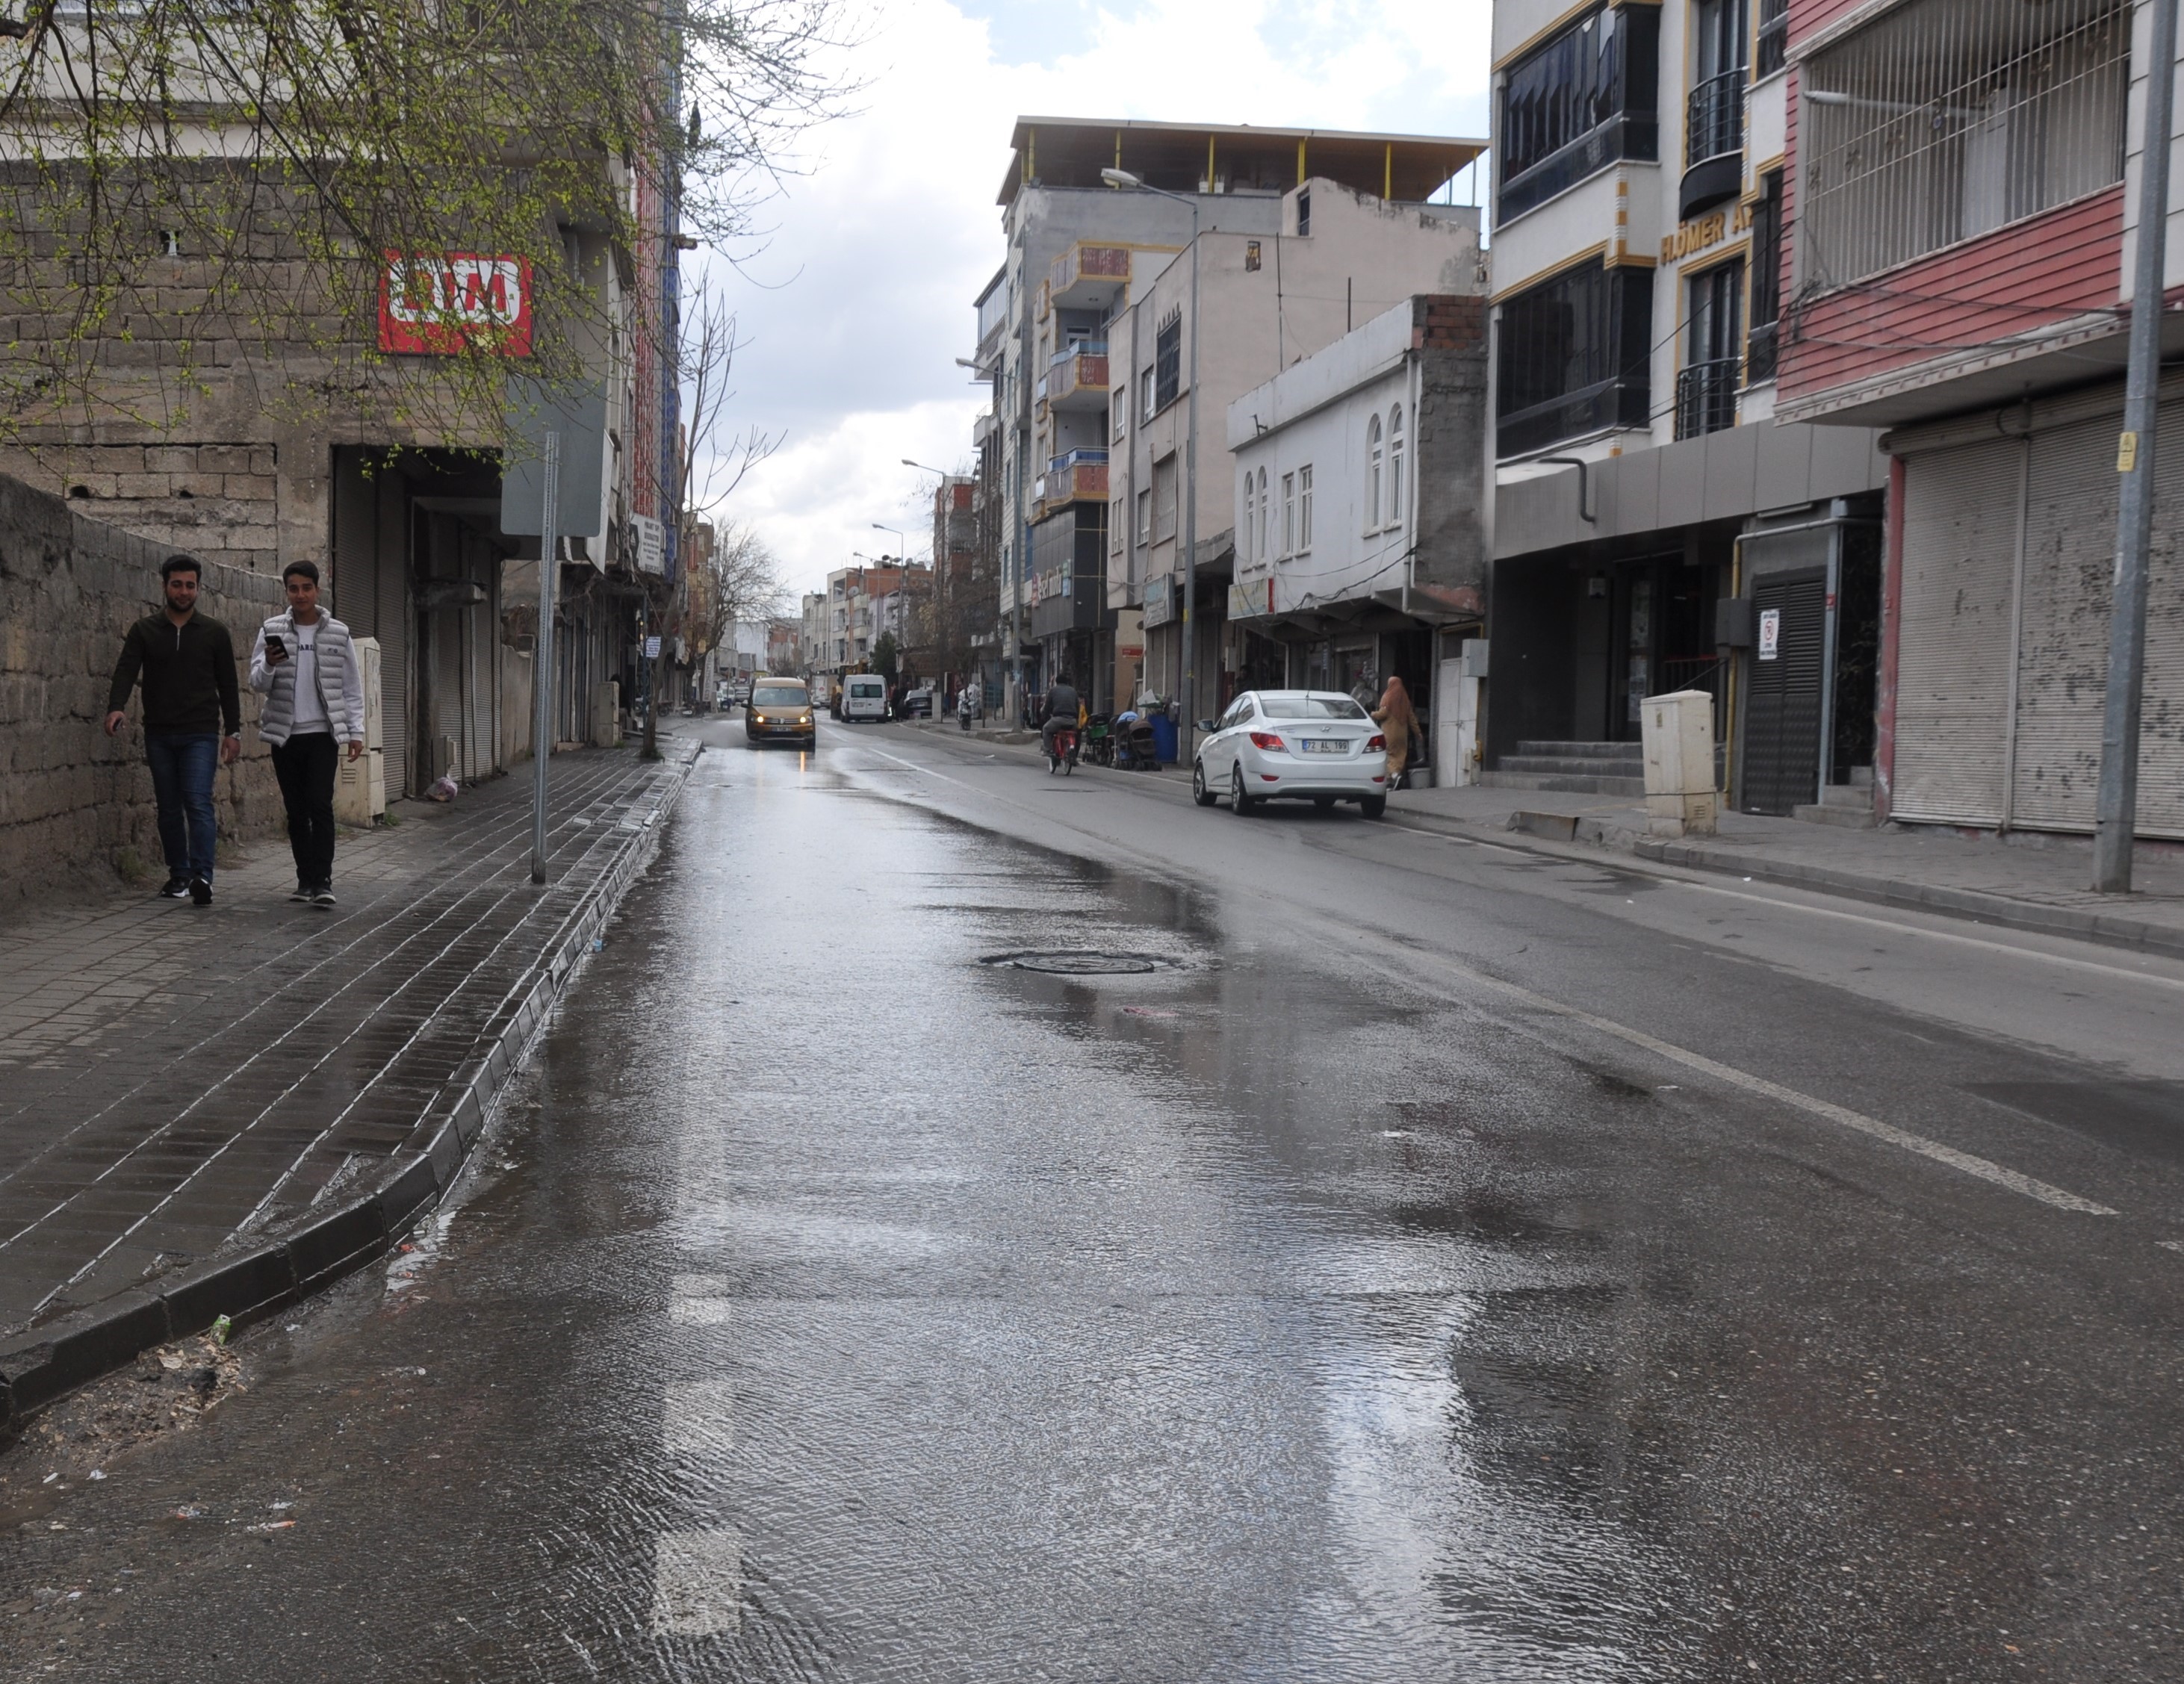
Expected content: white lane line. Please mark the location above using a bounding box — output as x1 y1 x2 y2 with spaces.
651 1528 742 1636
1459 966 2120 1217
2159 1240 2184 1255
857 737 2121 1217
666 1381 736 1458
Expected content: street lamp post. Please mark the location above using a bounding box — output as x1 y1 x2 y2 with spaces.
1102 167 1200 768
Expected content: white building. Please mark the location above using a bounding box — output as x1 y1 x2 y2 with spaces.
1225 294 1491 774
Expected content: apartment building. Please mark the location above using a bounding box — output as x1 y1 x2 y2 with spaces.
1486 0 1889 816
814 563 928 682
970 117 1483 719
1224 294 1491 777
1775 0 2183 842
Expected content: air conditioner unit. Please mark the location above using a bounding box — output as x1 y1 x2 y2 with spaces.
334 636 388 825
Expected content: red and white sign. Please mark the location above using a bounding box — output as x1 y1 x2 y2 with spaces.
379 252 533 356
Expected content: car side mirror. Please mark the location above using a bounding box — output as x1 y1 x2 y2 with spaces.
1197 718 1216 732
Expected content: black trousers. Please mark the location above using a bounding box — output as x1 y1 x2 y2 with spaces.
271 731 339 886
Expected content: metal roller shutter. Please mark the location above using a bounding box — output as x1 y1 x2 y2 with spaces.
2013 402 2184 837
1891 437 2020 825
1743 571 1827 815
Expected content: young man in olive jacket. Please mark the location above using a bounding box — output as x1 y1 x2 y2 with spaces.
105 553 242 906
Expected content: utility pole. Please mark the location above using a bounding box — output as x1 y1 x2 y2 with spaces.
529 431 560 885
2093 0 2179 892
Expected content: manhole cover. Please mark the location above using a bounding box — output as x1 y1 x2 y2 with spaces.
982 950 1164 975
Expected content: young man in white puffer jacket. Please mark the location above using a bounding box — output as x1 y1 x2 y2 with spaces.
249 560 365 906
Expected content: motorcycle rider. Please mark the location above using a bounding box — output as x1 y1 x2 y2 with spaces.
1040 671 1082 762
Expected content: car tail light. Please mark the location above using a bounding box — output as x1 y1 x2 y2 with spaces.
1366 733 1386 751
1248 731 1285 751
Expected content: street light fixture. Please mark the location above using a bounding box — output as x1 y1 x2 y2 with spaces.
1101 165 1202 768
871 522 906 563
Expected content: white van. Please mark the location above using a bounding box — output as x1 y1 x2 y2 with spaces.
842 674 890 722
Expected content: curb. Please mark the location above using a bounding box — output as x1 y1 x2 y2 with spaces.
1383 801 2184 963
0 745 700 1438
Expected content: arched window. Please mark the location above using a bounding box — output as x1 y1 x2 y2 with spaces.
1240 470 1254 564
1257 469 1271 562
1366 414 1384 529
1387 405 1405 528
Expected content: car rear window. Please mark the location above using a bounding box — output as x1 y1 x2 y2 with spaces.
850 681 883 696
752 686 807 706
1259 696 1369 721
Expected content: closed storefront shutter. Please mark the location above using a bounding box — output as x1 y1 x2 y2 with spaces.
1743 571 1827 815
1892 437 2020 825
2012 403 2184 837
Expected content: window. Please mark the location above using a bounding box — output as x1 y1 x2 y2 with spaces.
1756 0 1788 78
1256 469 1269 562
1111 495 1126 553
1296 190 1310 237
1112 391 1126 442
1297 465 1313 552
1139 363 1155 420
1365 414 1384 529
1280 473 1295 557
1153 453 1178 543
1154 311 1182 412
1747 170 1784 383
1239 470 1253 563
1802 0 2126 290
1386 406 1405 528
1498 4 1660 223
1136 486 1153 544
1495 259 1653 458
1678 260 1743 441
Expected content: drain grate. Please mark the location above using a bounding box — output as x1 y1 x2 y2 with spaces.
982 950 1164 975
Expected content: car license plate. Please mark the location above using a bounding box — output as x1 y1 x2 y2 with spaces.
1303 739 1347 755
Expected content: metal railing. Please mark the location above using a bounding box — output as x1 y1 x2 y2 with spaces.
1675 358 1740 440
1685 69 1745 167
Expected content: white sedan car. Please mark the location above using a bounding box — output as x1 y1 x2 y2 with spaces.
1191 689 1389 817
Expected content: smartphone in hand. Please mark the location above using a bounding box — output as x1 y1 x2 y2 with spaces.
266 634 287 663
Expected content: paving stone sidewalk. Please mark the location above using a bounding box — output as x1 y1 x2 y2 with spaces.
1384 781 2184 957
0 739 695 1348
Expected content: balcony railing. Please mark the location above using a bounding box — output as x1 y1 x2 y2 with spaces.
1046 345 1109 409
1049 243 1132 309
1675 358 1740 441
1495 376 1650 460
1040 448 1109 509
1687 69 1744 165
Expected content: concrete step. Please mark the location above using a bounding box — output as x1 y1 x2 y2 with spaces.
1499 755 1651 780
1816 783 1870 810
1515 740 1642 762
1792 801 1876 829
1480 769 1649 797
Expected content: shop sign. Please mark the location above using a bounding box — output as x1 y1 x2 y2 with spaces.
1660 199 1753 267
1142 572 1173 628
1758 607 1781 660
380 252 534 355
633 514 665 576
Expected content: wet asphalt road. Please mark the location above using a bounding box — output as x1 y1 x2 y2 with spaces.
7 718 2184 1682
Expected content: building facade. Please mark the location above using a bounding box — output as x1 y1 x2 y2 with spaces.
1486 0 1890 816
1225 294 1492 775
1775 0 2183 840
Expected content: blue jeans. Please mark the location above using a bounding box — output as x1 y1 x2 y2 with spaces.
145 732 220 882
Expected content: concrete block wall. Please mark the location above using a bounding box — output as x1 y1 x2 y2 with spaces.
0 473 286 901
3 444 282 576
1413 295 1491 609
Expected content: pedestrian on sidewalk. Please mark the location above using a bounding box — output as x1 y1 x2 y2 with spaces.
1373 674 1421 791
249 561 364 907
105 553 242 906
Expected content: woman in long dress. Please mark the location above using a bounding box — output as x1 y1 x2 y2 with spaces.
1373 675 1420 789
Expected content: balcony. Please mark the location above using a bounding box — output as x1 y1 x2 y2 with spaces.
1496 376 1650 460
1049 243 1133 312
1675 358 1740 441
1039 447 1108 512
1046 343 1109 411
1681 69 1745 219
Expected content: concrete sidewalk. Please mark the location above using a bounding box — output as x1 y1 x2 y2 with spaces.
0 739 696 1427
1383 781 2184 959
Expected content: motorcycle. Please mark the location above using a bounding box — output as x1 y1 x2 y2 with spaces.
1044 724 1079 776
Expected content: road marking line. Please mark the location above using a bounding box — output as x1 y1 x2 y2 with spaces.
666 1380 736 1457
859 734 2119 1217
651 1528 741 1635
2159 1240 2184 1255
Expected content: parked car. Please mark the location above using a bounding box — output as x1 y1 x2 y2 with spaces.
899 683 934 718
1191 690 1388 817
744 677 816 750
840 674 889 722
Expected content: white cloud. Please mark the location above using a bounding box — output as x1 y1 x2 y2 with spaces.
701 0 1493 600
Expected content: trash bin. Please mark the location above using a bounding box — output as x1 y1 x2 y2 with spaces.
1150 712 1179 765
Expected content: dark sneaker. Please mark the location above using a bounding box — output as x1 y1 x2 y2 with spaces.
289 881 313 902
188 876 212 907
158 876 190 900
310 884 337 907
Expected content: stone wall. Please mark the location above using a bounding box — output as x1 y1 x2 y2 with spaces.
0 473 286 903
4 442 283 576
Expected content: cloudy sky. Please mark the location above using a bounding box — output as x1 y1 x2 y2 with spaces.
705 0 1494 600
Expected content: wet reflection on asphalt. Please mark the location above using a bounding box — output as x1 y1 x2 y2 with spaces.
5 731 2183 1681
